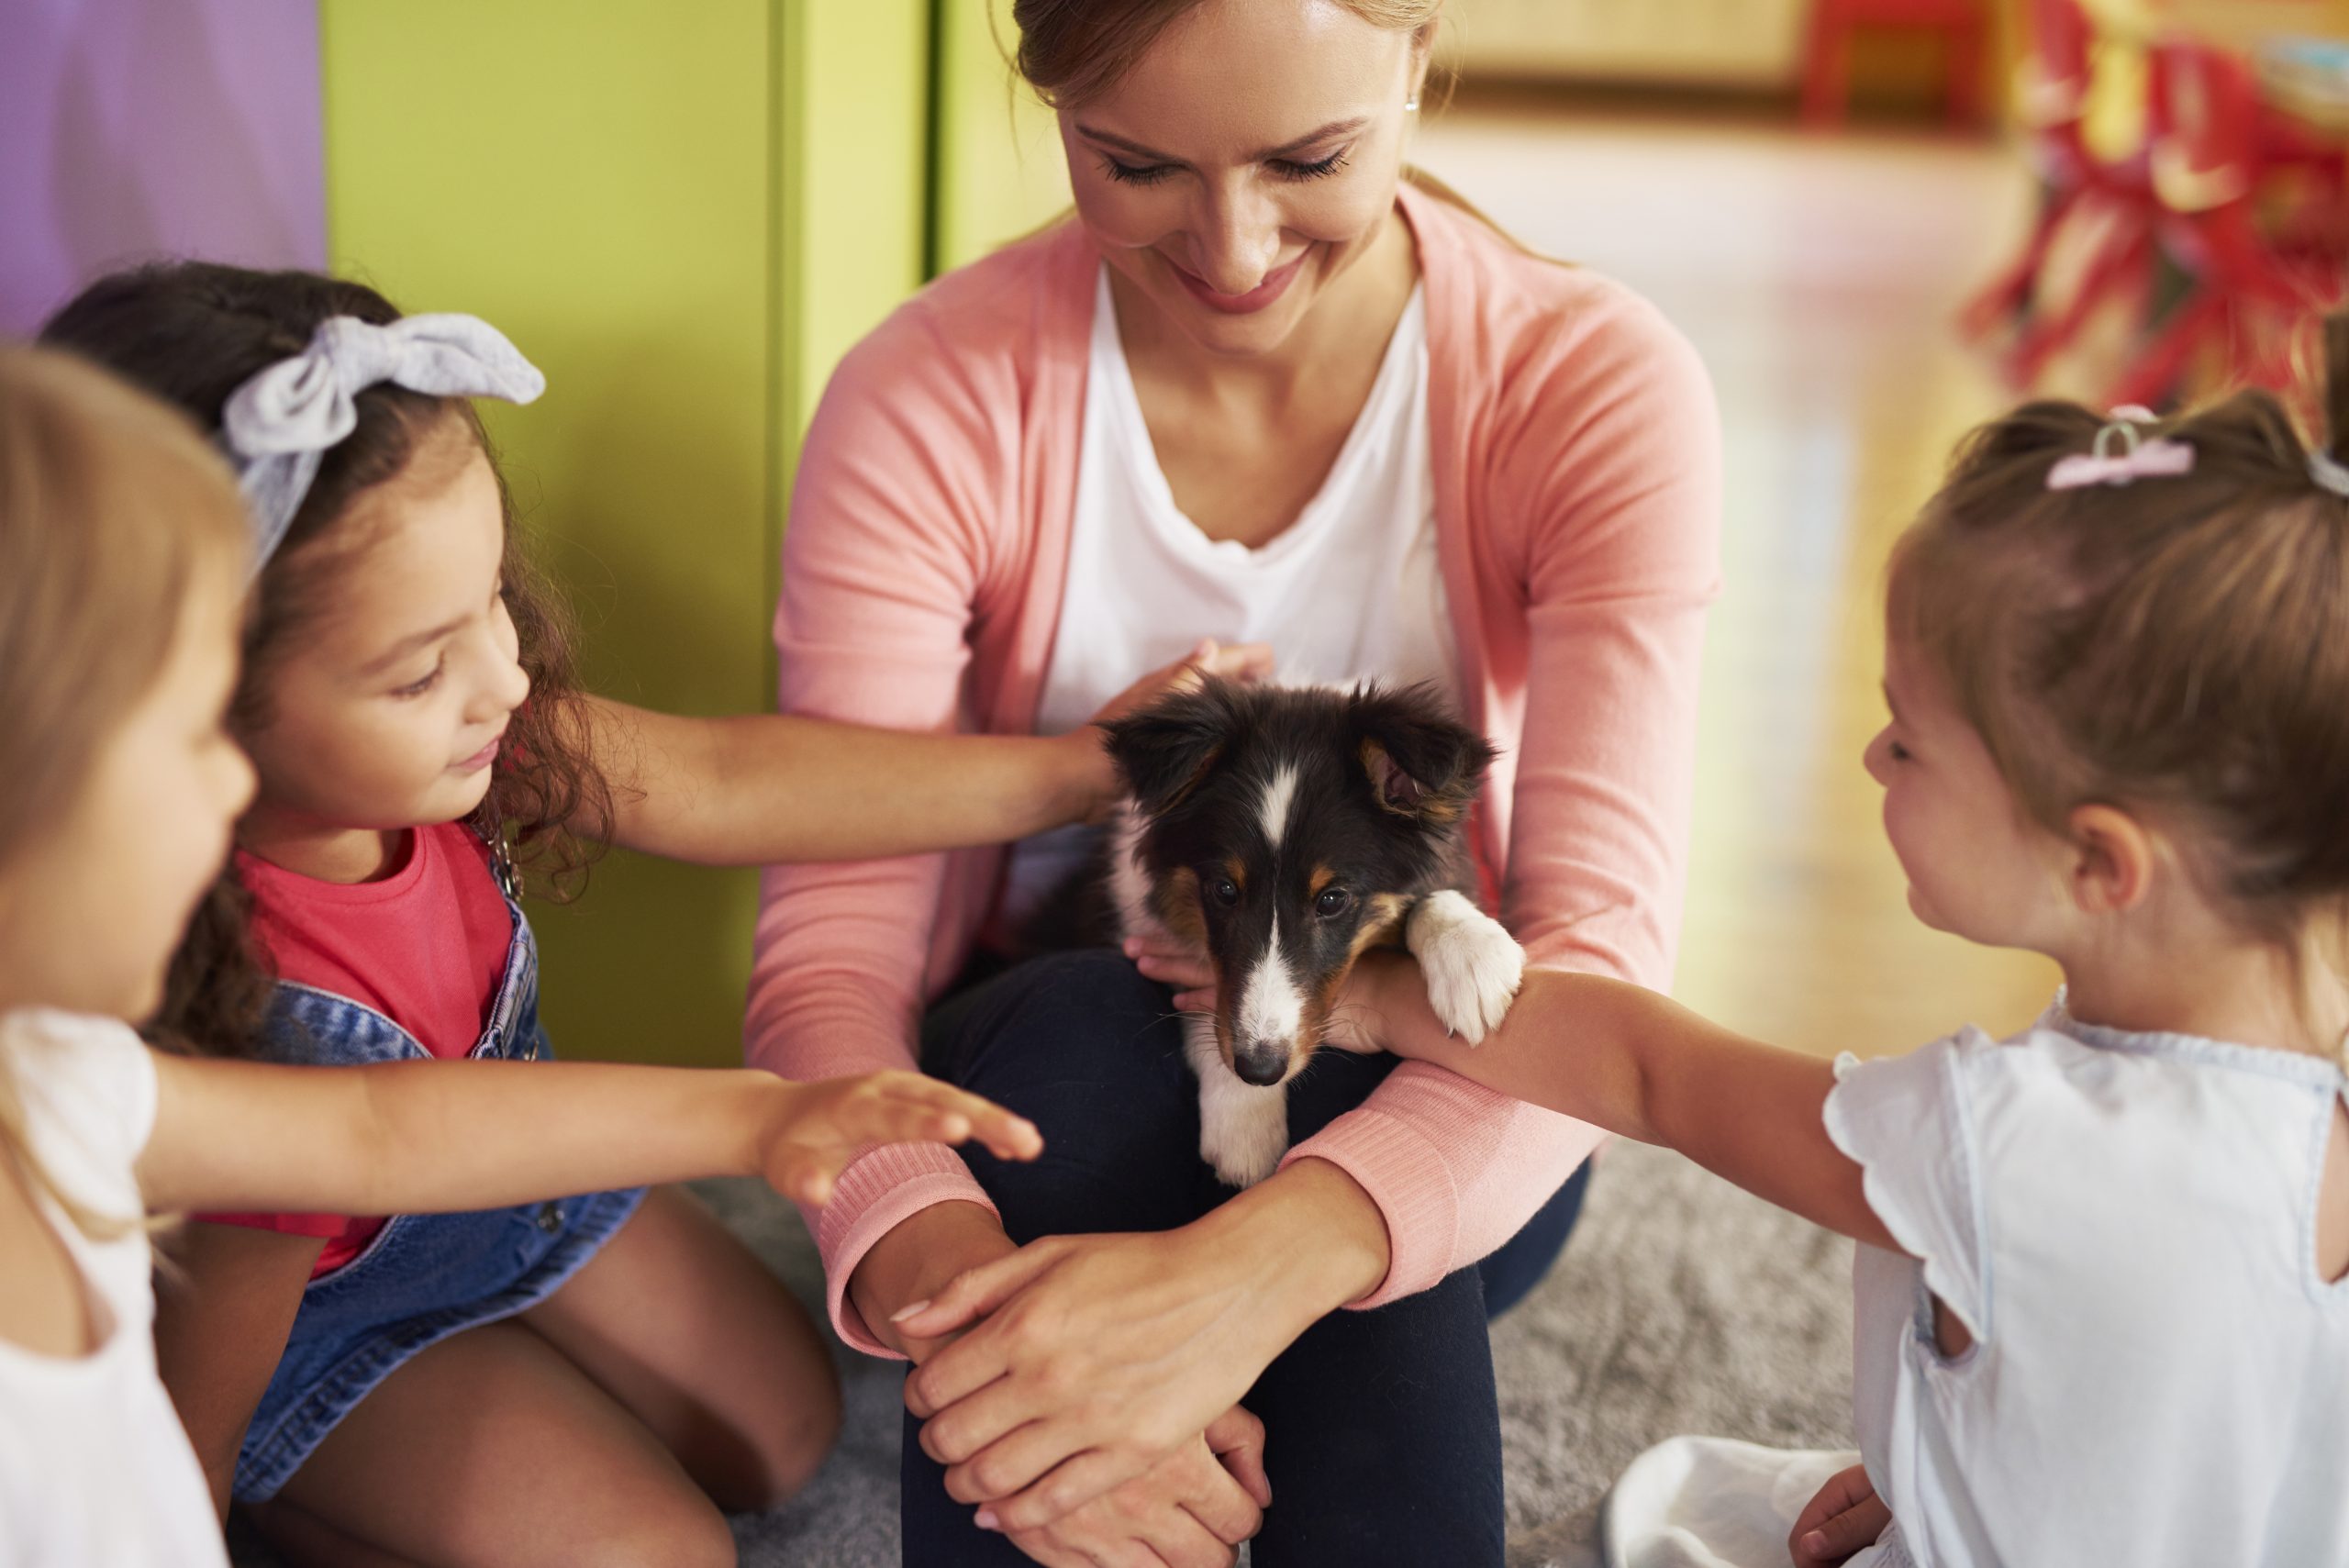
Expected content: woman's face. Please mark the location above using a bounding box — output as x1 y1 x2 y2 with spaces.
1059 0 1425 358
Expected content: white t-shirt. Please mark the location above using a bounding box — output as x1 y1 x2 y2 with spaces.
1003 266 1457 918
0 1009 225 1568
1599 1000 2349 1568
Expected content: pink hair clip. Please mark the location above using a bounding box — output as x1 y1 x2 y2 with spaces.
2046 408 2195 491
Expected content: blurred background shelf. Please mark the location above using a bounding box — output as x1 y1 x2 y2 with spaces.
1442 0 1809 88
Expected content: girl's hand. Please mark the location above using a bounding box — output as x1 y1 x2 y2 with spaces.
762 1072 1043 1207
1088 639 1275 733
1787 1462 1891 1567
993 1408 1270 1568
1048 640 1275 831
894 1227 1308 1532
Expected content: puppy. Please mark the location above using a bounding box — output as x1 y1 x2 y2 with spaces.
1093 679 1525 1187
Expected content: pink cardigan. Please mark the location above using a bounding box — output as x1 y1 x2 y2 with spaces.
748 181 1722 1356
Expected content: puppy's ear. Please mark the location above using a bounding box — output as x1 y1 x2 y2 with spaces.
1101 679 1242 818
1351 683 1496 824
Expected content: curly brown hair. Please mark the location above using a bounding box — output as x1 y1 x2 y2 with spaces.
1888 314 2349 956
40 262 610 1058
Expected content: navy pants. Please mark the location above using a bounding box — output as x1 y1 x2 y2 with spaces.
902 951 1590 1566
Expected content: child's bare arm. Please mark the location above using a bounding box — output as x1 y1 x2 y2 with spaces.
150 1226 322 1518
135 1057 1041 1219
577 700 1114 865
577 640 1273 866
1350 955 1895 1251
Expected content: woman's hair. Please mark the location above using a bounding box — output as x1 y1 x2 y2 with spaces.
1889 317 2349 957
39 262 608 1059
1008 1 1536 257
0 345 248 1234
1011 0 1442 110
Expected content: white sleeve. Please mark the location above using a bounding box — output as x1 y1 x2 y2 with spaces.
1822 1029 1992 1341
2 1009 159 1218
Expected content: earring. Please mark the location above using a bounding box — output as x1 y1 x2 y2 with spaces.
1405 95 1420 112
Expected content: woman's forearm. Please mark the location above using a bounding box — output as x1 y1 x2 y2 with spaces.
582 696 1109 866
1195 1155 1392 1339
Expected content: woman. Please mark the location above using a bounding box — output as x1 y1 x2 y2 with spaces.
747 2 1720 1562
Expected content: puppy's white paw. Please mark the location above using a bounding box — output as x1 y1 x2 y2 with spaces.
1407 889 1523 1046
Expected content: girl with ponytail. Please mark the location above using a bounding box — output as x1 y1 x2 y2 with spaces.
1316 319 2349 1566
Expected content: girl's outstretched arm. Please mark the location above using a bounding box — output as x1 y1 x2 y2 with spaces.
135 1056 1041 1218
578 640 1273 866
1347 953 1895 1251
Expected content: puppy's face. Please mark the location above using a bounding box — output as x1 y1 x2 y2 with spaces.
1106 682 1493 1086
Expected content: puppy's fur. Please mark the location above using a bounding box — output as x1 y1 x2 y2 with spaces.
1079 680 1526 1186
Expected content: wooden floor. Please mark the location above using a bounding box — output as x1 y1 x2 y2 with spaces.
1416 106 2065 1057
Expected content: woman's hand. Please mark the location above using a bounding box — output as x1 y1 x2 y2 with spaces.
759 1072 1042 1208
991 1408 1271 1568
1123 931 1217 1014
893 1160 1389 1532
1324 947 1414 1055
1787 1462 1891 1568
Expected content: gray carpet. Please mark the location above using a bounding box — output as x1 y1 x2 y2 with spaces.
229 1141 1854 1566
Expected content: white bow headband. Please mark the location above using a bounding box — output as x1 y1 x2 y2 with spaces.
220 313 545 569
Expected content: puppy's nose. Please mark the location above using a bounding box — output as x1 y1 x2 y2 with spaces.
1232 1043 1289 1086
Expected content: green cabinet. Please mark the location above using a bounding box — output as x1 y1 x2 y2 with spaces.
322 1 930 1064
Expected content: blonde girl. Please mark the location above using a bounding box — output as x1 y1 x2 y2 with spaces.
916 337 2349 1566
35 266 1230 1568
0 344 1038 1566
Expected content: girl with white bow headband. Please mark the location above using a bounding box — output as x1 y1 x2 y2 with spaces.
39 261 1255 1564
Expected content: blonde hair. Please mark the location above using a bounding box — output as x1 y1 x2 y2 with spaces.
1888 318 2349 971
1011 0 1443 109
0 345 249 1236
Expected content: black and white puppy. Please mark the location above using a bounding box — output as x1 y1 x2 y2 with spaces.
1096 679 1525 1187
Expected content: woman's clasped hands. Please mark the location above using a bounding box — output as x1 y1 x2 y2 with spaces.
891 1153 1392 1565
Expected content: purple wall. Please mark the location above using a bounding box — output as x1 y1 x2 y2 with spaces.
1 0 325 337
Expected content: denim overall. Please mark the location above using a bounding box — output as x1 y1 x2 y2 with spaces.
229 857 644 1502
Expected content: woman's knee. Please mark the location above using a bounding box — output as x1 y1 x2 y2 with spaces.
929 951 1218 1238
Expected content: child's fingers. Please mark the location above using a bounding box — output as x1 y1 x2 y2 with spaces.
782 1161 840 1207
1789 1463 1889 1567
881 1078 1042 1162
834 1073 1041 1161
1171 986 1217 1015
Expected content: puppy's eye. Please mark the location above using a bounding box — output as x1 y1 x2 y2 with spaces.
1314 887 1353 918
1210 878 1241 908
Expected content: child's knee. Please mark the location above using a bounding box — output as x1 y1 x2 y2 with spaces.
573 1485 736 1568
702 1362 843 1515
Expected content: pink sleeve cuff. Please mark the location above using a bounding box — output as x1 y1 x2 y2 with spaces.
810 1140 999 1359
1277 1108 1459 1310
1282 1073 1609 1311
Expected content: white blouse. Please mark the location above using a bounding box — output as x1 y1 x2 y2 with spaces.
1599 1001 2349 1568
1003 266 1457 919
0 1009 226 1568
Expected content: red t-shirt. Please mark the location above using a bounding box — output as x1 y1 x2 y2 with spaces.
200 821 514 1274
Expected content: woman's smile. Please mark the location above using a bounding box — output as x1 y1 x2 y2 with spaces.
1169 249 1311 314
